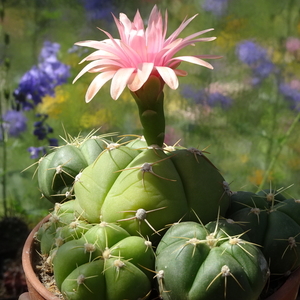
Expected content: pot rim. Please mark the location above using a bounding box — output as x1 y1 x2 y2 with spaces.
22 215 60 300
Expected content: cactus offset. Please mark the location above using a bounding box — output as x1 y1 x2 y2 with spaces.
155 220 269 300
227 189 300 274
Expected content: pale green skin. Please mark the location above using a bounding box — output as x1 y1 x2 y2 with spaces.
61 258 151 300
155 221 269 300
36 200 91 255
54 225 155 300
74 146 230 239
38 138 107 203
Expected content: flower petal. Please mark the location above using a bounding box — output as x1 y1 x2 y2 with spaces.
165 14 198 45
171 56 214 69
182 28 215 42
128 62 154 91
85 71 115 103
156 66 178 89
110 68 135 100
72 60 102 83
174 69 188 77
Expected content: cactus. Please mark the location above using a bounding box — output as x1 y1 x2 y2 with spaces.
155 220 269 300
52 222 155 300
227 189 300 274
37 132 115 203
29 5 300 299
34 133 232 299
36 200 91 255
73 141 230 239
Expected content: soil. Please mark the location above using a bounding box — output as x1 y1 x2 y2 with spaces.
31 239 63 299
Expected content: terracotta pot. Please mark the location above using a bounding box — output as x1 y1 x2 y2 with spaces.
264 267 300 300
22 215 60 300
21 216 300 300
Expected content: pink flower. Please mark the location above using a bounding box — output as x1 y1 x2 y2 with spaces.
286 37 300 53
73 5 220 102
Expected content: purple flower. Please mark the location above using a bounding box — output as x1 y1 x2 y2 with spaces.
81 0 116 21
181 85 205 104
48 138 59 147
207 92 232 109
27 146 46 159
2 110 27 137
68 45 89 57
236 40 275 85
279 83 300 111
202 0 228 17
39 41 60 64
14 41 70 110
33 114 53 140
236 41 267 66
181 85 232 109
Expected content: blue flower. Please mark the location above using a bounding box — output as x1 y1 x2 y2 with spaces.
33 114 53 140
236 41 267 66
236 41 275 85
182 85 232 109
27 146 46 159
181 85 205 104
81 0 116 21
48 138 59 147
279 83 300 111
202 0 228 17
207 92 232 109
2 110 27 137
39 41 60 64
14 41 70 110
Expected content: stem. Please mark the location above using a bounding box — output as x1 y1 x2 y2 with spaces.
0 0 8 217
0 94 7 217
130 75 165 147
257 111 300 192
263 76 281 170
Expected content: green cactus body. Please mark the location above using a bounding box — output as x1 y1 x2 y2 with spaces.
53 238 102 290
61 259 106 300
83 222 131 250
74 145 230 239
74 146 142 223
55 224 155 300
38 137 107 203
61 257 151 300
166 148 230 223
155 221 269 300
228 191 300 274
37 200 91 255
125 135 148 149
99 147 189 238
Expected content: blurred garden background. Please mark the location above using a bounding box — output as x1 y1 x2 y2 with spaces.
1 0 300 227
0 0 300 297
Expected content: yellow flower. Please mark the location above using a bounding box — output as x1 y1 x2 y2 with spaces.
248 169 273 186
79 109 112 129
37 87 68 118
216 17 246 49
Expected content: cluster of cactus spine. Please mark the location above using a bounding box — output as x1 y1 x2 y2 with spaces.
34 130 300 299
35 130 235 299
31 14 300 299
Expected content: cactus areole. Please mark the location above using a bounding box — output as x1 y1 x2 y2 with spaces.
155 221 269 300
26 4 292 300
228 190 300 274
73 145 230 238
